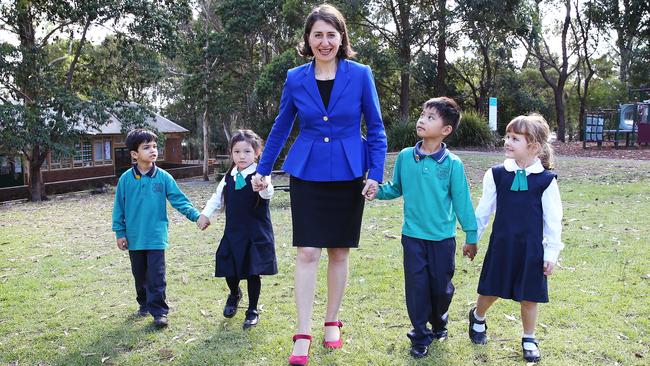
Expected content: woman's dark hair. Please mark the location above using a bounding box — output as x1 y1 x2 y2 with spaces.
125 129 157 152
298 3 356 59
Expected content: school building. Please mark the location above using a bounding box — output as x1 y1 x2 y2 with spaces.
0 111 208 202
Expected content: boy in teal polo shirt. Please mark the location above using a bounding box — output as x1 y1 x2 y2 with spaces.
112 129 201 328
369 97 478 358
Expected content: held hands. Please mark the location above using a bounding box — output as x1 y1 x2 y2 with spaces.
116 237 128 251
543 261 555 276
462 244 477 261
252 173 268 192
362 178 378 201
196 214 211 231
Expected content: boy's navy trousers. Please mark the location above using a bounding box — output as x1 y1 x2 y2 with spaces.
129 250 169 317
401 235 456 347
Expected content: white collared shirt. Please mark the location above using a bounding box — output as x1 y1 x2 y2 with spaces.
200 163 274 218
474 158 564 263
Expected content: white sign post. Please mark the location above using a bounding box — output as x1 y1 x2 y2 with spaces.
488 97 497 131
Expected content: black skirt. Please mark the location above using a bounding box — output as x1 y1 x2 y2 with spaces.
290 176 365 248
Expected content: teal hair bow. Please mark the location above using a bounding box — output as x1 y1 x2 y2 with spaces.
510 169 528 191
235 172 246 190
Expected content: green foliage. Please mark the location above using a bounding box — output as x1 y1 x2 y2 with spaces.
447 110 498 148
385 120 418 152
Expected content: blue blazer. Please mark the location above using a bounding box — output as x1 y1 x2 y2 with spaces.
257 59 387 182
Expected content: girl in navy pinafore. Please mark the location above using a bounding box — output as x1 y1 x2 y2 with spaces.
198 130 277 330
468 115 564 363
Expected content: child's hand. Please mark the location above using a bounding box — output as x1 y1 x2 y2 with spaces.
362 178 378 200
252 173 268 192
543 261 555 276
462 244 477 260
197 214 210 231
116 237 128 250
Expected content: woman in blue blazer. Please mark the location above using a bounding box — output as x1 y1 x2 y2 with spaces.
253 4 387 365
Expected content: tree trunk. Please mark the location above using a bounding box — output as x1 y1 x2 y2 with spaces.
17 1 46 201
28 146 46 202
435 0 447 96
202 106 209 181
554 90 566 142
399 70 410 123
202 39 210 181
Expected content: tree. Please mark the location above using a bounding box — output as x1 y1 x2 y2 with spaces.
454 0 524 112
520 0 579 142
588 0 649 89
573 0 599 141
0 0 190 201
357 0 437 123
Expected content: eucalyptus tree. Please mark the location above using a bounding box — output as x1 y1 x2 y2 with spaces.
587 0 649 89
356 0 438 123
0 0 190 201
453 0 525 112
519 0 579 142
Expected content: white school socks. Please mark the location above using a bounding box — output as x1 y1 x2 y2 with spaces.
472 309 486 332
522 332 538 350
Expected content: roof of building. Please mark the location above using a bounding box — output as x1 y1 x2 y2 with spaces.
86 111 189 135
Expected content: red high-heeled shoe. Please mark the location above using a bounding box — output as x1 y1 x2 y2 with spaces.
288 334 312 366
323 320 344 349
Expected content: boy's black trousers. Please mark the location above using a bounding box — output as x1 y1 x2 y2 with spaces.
402 235 456 347
129 250 169 317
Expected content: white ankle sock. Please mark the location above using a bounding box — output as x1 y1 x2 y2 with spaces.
472 310 486 332
522 333 538 350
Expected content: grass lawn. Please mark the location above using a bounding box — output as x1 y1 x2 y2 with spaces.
1 151 649 365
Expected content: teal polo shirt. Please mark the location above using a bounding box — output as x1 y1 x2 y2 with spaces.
112 164 201 250
376 142 478 243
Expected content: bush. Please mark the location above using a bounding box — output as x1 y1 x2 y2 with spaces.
386 121 418 152
446 110 498 148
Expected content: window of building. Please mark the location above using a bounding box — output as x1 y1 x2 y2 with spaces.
73 141 93 167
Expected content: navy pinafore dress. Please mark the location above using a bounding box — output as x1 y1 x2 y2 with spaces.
215 173 278 279
477 165 556 303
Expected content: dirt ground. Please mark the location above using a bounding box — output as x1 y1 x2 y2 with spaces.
553 140 650 160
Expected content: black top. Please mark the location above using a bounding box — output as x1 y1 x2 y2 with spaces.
316 79 335 109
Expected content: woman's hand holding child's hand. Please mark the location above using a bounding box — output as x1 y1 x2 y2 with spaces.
543 261 555 276
362 178 378 200
197 214 210 231
252 173 268 192
462 244 477 260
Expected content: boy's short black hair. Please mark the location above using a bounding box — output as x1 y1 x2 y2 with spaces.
423 97 462 133
125 129 157 152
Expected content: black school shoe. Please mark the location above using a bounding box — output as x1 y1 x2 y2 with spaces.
409 344 429 359
468 307 488 345
433 328 448 341
153 315 168 328
223 288 242 318
242 309 259 330
522 337 541 362
136 307 149 317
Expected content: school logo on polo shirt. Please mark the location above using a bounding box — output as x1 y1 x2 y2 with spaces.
152 183 164 193
437 167 450 180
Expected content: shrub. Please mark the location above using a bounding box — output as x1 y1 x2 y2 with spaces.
446 110 498 148
386 121 418 152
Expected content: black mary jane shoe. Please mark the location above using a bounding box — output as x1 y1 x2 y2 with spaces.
522 337 541 363
409 344 429 359
242 309 259 330
223 288 242 318
468 307 488 345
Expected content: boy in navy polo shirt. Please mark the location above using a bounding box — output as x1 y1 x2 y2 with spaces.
368 97 478 358
112 129 201 328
